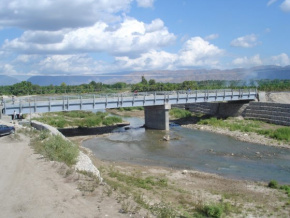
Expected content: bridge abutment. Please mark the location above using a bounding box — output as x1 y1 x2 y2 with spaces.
144 104 171 130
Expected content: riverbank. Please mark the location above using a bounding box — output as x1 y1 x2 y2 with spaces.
171 116 290 149
70 135 290 217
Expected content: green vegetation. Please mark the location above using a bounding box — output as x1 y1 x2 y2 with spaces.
169 108 192 119
30 131 79 166
119 106 144 111
268 180 290 197
33 111 122 128
202 203 224 218
109 169 168 190
198 117 290 143
1 78 290 97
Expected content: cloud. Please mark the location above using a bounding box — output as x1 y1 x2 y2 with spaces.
230 34 259 48
0 0 133 30
232 54 263 67
116 50 177 71
267 0 278 6
177 37 224 67
269 53 290 66
205 34 219 41
136 0 155 8
115 37 224 71
3 18 176 57
281 0 290 12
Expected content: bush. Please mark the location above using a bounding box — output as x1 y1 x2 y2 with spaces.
203 204 223 218
270 127 290 142
42 135 79 166
170 108 192 119
103 116 122 126
268 180 279 189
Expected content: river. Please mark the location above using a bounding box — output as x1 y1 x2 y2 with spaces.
83 116 290 183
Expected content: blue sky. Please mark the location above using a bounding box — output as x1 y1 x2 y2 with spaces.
0 0 289 78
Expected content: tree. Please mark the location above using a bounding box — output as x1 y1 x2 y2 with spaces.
149 79 156 85
141 76 148 85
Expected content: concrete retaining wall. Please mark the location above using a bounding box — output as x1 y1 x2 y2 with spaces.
174 101 290 126
244 102 290 126
181 101 249 118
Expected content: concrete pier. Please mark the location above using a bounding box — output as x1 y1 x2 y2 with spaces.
144 104 171 130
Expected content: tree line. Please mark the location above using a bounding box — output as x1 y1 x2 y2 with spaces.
1 77 290 96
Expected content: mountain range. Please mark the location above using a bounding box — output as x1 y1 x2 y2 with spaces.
1 65 290 86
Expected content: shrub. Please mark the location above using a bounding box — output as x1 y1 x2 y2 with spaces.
103 116 122 126
170 108 192 119
268 180 279 189
270 127 290 142
203 204 223 218
42 134 79 166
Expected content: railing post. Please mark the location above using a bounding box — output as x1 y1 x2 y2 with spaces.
105 94 108 107
67 96 69 110
20 99 22 114
80 96 82 110
154 92 156 104
93 94 95 109
34 97 37 112
49 97 51 112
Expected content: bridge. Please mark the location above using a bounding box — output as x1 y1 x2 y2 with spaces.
1 89 258 130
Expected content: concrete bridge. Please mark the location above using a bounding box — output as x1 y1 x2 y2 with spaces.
1 89 257 130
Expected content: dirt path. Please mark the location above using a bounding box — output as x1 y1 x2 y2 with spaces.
0 132 139 218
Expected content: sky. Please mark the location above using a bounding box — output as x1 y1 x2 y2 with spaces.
0 0 290 78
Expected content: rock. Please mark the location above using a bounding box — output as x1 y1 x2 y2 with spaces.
182 170 188 175
163 135 170 141
255 152 260 155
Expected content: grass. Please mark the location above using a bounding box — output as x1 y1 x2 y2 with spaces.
33 111 122 128
268 180 290 197
119 106 144 111
169 108 192 119
198 117 290 143
30 131 79 166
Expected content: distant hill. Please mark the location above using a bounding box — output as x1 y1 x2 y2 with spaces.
0 75 20 85
20 65 290 86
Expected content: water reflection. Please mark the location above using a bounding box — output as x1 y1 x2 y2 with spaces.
83 116 290 183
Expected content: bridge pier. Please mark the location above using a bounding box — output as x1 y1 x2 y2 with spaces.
144 104 171 130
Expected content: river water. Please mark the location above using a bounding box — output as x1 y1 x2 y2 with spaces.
83 116 290 183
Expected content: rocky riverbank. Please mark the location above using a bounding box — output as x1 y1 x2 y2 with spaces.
181 123 290 149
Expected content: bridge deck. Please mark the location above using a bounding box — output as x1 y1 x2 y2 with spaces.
1 89 257 115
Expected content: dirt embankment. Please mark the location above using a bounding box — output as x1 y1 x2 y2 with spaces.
0 122 146 218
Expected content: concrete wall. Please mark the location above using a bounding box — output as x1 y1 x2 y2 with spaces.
144 104 171 130
174 101 290 126
244 102 290 126
183 101 249 118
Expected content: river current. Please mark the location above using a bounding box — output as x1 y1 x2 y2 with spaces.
83 116 290 183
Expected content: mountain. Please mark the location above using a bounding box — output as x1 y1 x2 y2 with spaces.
25 65 290 86
0 75 20 85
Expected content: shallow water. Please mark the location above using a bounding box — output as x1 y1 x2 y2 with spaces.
83 116 290 183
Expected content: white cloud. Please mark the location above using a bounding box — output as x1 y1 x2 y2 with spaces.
177 37 224 67
116 50 177 71
281 0 290 12
205 34 219 41
267 0 278 6
230 34 259 48
136 0 155 8
0 0 133 30
116 37 224 71
3 18 176 57
232 54 263 67
269 53 290 66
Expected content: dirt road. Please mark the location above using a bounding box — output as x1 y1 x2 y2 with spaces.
0 132 133 218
